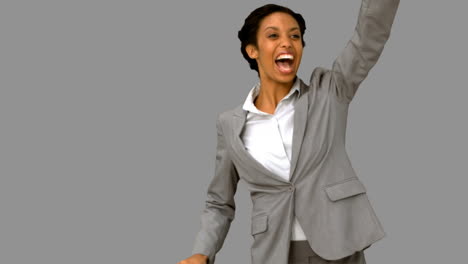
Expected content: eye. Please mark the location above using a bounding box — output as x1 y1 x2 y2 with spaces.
291 34 301 39
268 33 278 38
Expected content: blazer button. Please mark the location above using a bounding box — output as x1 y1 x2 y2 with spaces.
288 186 295 192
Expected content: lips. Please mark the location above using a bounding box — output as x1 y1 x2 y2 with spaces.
275 53 295 74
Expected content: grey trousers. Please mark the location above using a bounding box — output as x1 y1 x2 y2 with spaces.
288 241 366 264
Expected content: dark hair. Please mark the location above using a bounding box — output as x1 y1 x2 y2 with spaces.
238 4 306 73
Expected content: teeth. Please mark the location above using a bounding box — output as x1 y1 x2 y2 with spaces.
276 54 294 60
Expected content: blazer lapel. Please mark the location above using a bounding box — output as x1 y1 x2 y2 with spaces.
231 106 288 183
288 80 308 183
230 80 309 184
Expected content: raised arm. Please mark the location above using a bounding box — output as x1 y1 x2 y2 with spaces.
331 0 400 104
190 115 240 264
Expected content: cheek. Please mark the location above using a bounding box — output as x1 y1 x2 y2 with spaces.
296 48 304 64
297 51 303 61
258 49 275 65
258 42 274 57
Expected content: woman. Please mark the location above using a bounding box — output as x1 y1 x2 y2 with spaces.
178 1 400 264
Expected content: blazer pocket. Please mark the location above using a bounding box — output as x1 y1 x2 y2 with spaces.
324 177 367 202
251 214 268 235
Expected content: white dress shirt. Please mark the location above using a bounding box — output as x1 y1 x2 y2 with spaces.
240 77 307 241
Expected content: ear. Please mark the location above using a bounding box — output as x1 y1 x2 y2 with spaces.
245 44 258 59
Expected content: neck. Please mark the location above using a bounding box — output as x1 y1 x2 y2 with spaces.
254 76 296 114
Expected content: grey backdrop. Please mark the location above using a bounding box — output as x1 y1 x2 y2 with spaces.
1 0 467 263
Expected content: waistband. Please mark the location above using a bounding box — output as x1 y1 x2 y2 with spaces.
288 240 318 260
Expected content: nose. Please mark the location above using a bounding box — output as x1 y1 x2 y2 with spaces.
280 35 292 48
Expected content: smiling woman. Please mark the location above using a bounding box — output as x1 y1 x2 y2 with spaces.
178 1 401 264
237 5 306 115
244 12 303 85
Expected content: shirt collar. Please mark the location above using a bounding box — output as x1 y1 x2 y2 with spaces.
242 77 301 114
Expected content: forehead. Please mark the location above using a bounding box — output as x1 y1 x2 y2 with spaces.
259 12 299 30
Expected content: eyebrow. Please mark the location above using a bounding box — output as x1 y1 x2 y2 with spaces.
264 26 300 32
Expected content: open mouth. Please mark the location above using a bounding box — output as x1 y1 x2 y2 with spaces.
275 53 294 74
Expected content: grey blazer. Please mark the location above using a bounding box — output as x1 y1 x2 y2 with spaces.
191 1 400 263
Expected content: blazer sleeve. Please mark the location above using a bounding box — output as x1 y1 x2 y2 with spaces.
330 0 400 104
191 114 240 264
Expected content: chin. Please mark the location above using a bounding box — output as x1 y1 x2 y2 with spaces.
259 66 299 85
275 71 297 84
